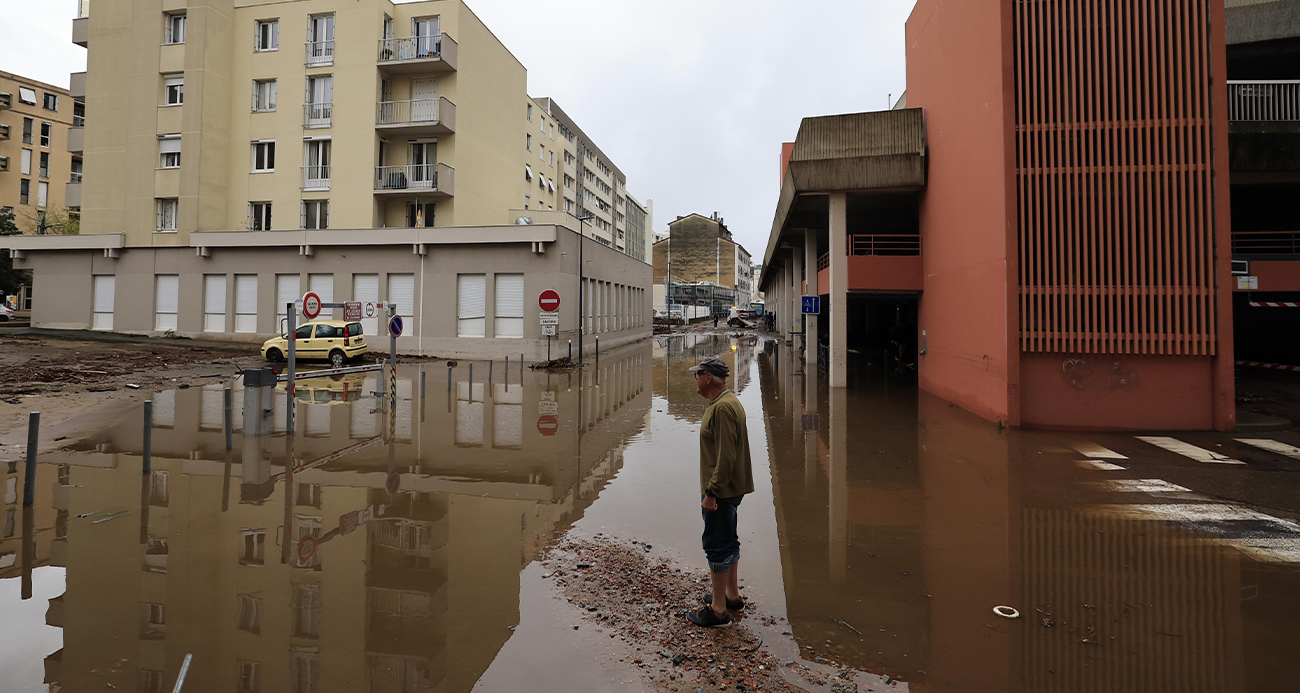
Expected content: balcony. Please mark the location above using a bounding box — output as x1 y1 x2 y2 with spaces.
376 97 455 136
1232 230 1300 255
72 17 88 47
305 40 333 67
377 34 458 74
66 181 81 209
817 234 923 293
303 101 332 128
0 92 10 109
302 165 330 191
69 72 86 99
374 163 454 198
1228 81 1300 122
67 127 84 154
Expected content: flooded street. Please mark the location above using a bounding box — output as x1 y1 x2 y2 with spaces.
4 333 1300 691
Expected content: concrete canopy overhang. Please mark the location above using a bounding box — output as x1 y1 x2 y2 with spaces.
759 108 927 292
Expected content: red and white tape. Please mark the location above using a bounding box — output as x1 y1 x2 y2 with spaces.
1249 302 1300 308
1236 360 1300 372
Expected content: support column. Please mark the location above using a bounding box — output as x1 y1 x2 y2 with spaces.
805 231 819 365
828 386 848 581
829 193 848 388
791 248 803 347
803 361 818 489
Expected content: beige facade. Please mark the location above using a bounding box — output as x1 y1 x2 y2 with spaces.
651 213 748 312
0 71 81 229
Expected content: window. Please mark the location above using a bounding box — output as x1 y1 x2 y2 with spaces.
39 152 49 178
564 174 574 189
564 198 573 213
304 76 332 126
40 123 50 147
240 531 265 566
156 198 178 232
457 274 485 338
292 584 321 638
388 273 414 319
149 471 169 507
549 150 554 166
275 274 300 323
526 133 531 151
159 134 181 168
204 275 226 332
526 103 532 121
252 79 276 111
155 275 179 331
304 139 330 189
238 594 262 633
255 19 279 51
20 149 31 175
406 202 434 228
539 144 545 161
524 194 529 210
73 101 84 127
234 275 257 333
22 118 32 144
164 13 185 44
252 141 275 171
296 483 322 508
163 74 183 105
93 275 115 329
565 151 574 165
306 14 334 65
249 202 271 230
301 200 328 229
18 87 36 105
37 182 47 208
237 661 261 692
291 649 319 693
494 274 523 338
524 164 532 181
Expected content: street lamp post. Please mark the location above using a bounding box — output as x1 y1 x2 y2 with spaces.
576 213 595 363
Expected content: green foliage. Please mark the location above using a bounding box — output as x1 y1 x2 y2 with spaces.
18 206 79 235
0 208 30 296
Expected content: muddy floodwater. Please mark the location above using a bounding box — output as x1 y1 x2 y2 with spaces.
4 333 1300 692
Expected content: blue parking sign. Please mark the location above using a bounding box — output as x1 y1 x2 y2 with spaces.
801 296 820 315
389 315 404 337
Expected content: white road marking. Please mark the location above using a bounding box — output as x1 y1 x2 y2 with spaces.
1226 538 1300 565
1072 442 1128 459
1098 503 1298 526
1088 479 1192 493
1075 459 1126 471
1235 438 1300 461
1135 436 1246 465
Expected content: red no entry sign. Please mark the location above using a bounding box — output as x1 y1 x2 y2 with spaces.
302 292 322 319
537 414 558 436
539 290 561 312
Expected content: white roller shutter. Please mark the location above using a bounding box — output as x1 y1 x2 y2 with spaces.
456 400 484 446
351 376 378 437
494 274 523 338
200 385 223 430
353 274 379 335
93 275 115 330
155 275 179 331
457 274 485 338
153 390 176 428
308 274 333 318
492 383 522 448
306 404 330 437
275 274 300 321
388 273 414 318
204 275 226 332
234 275 258 333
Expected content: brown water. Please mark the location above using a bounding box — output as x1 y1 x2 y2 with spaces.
4 334 1300 692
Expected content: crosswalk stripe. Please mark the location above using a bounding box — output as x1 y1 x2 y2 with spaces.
1072 442 1128 459
1076 459 1126 471
1135 436 1246 465
1235 438 1300 461
1089 479 1192 493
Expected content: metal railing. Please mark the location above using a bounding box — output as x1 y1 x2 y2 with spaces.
378 35 441 62
1227 81 1300 121
375 164 440 191
301 165 330 191
70 171 83 183
1232 230 1300 254
303 102 332 128
376 99 440 125
849 234 921 256
304 40 334 66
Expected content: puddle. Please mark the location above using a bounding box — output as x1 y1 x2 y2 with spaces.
3 333 1300 691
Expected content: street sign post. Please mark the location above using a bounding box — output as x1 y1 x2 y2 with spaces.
302 292 322 320
802 296 821 315
539 290 561 312
540 312 559 325
389 315 404 338
542 324 557 336
537 414 558 436
344 301 362 321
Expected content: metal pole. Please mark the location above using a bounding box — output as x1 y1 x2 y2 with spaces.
489 359 494 383
420 369 426 399
447 362 452 391
468 362 473 384
286 303 296 433
568 340 572 361
171 653 194 693
520 353 523 380
143 400 153 474
595 336 599 369
224 387 233 451
23 412 38 508
578 220 584 363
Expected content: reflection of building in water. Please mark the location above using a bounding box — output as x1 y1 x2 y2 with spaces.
652 333 759 417
759 344 1290 691
33 344 651 691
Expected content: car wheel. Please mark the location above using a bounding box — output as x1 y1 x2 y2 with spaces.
266 348 284 362
329 350 347 368
0 315 8 322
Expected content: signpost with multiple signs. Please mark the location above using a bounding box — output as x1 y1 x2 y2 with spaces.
539 290 561 360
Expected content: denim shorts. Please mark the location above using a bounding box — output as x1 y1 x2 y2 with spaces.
701 495 743 573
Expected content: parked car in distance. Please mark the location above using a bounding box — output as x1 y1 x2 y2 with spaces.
262 320 367 368
0 304 13 322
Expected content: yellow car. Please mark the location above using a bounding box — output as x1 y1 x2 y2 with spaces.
261 320 368 368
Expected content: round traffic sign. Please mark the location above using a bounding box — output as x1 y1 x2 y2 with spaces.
539 290 561 312
297 534 318 565
537 414 558 436
302 292 322 319
389 315 404 337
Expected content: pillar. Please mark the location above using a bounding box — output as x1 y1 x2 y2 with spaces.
791 248 803 343
828 386 848 581
804 231 819 365
803 360 818 489
829 193 848 388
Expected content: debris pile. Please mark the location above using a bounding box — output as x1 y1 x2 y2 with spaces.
530 356 580 371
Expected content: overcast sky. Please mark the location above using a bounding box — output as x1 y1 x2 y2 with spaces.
0 0 916 259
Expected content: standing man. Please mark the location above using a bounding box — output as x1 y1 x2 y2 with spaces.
687 356 754 628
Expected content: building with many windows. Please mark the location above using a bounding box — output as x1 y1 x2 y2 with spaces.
2 0 650 358
0 70 82 231
652 212 752 317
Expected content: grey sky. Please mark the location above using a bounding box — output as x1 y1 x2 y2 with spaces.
0 0 917 257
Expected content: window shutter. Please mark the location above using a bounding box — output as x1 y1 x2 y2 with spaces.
388 274 414 318
457 274 485 338
159 136 181 154
494 274 524 339
234 274 258 333
93 275 115 313
204 275 226 314
275 274 301 317
308 274 333 303
353 274 379 334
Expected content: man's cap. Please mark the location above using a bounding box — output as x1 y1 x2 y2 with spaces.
689 356 729 379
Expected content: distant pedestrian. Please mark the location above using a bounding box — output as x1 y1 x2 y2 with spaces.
713 313 720 329
686 356 754 628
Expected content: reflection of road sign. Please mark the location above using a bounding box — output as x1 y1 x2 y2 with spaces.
802 296 821 315
297 534 318 567
542 324 557 336
537 414 558 436
385 472 401 494
302 292 322 319
344 301 362 321
802 414 821 432
339 511 360 535
389 315 404 337
541 391 556 402
540 312 560 325
365 302 378 318
539 290 561 312
539 401 559 415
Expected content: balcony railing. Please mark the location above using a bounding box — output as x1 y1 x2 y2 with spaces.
305 40 334 66
374 163 453 195
1233 230 1300 254
849 234 921 256
303 101 332 128
378 35 442 62
1227 81 1300 121
377 99 440 125
302 165 331 191
70 171 83 183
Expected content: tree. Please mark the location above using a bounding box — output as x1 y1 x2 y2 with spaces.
18 205 80 235
0 208 31 297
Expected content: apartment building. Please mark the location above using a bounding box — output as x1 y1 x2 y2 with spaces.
652 212 751 315
2 0 651 359
0 70 82 231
